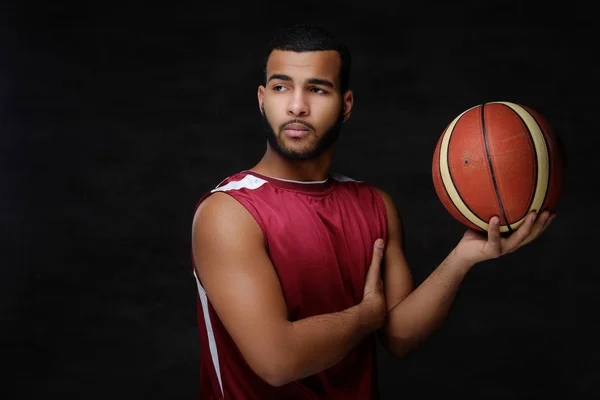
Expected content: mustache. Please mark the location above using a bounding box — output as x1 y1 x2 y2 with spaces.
278 119 315 132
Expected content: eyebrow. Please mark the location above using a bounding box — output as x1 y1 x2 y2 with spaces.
307 78 335 89
267 74 335 89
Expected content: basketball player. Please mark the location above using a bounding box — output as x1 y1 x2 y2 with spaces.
191 24 555 399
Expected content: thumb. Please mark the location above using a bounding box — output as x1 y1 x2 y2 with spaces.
372 238 385 262
366 239 385 278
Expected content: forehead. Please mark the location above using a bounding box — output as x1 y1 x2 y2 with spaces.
266 50 341 84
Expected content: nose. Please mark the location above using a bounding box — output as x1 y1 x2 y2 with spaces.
286 90 310 117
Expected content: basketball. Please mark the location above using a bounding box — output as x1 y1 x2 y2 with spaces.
432 101 565 233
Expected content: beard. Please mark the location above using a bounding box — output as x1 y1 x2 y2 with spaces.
261 105 344 161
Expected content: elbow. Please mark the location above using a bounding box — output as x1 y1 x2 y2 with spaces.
264 376 289 388
248 353 296 387
379 330 415 359
258 367 290 388
383 340 410 359
242 326 300 387
387 343 412 359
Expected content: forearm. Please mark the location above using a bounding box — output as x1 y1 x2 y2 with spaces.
275 303 375 385
383 248 473 357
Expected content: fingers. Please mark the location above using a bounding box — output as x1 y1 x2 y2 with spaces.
372 238 385 264
545 213 557 229
505 210 538 249
506 210 555 249
477 211 556 261
486 216 502 257
520 211 555 246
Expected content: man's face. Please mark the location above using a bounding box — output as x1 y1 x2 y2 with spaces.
258 50 353 161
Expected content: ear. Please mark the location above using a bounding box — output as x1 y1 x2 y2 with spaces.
257 85 265 115
342 89 354 122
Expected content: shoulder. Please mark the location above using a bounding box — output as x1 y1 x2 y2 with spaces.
369 186 404 240
192 191 265 259
371 187 396 211
330 172 395 206
330 172 400 219
193 172 266 239
331 173 394 204
194 170 269 219
193 192 250 231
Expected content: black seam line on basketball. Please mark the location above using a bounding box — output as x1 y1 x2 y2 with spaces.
482 103 512 233
441 118 481 228
501 103 545 217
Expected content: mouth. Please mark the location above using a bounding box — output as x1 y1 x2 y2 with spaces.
282 123 311 138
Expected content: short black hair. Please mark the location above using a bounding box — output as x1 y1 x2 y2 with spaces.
264 24 352 93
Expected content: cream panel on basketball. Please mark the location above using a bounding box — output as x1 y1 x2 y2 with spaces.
494 102 550 230
439 105 493 231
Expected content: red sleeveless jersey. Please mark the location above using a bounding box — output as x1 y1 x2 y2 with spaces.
193 170 388 399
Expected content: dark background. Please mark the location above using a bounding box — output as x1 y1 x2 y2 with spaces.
1 1 597 399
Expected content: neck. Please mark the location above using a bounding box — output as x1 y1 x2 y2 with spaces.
251 146 334 182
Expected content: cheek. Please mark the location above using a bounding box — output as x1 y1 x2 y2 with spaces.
263 98 285 119
262 100 279 122
314 103 342 126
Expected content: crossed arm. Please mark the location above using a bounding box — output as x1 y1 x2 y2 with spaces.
193 192 383 387
192 188 554 386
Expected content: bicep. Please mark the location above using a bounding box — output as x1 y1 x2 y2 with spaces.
375 188 414 310
192 193 291 378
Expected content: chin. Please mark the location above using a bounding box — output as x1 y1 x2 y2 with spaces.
279 140 315 153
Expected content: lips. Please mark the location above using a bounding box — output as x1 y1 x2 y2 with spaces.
283 123 310 131
282 122 311 138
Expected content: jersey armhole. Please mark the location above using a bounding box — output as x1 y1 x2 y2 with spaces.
198 191 270 252
370 187 390 243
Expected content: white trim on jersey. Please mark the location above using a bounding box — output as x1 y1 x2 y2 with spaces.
211 174 268 193
330 173 362 183
267 176 328 184
194 270 224 397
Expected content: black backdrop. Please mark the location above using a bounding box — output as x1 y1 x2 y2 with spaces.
2 2 598 399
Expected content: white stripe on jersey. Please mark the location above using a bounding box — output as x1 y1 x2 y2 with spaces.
194 173 267 396
192 173 269 397
194 270 224 397
211 174 267 193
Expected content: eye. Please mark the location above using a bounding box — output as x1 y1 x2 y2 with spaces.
272 85 287 92
310 87 327 94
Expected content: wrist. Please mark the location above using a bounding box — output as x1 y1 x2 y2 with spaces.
356 301 379 334
447 247 476 276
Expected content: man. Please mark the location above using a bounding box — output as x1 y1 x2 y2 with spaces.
191 24 555 399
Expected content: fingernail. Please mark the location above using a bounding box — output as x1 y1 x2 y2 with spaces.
529 212 537 222
376 239 384 248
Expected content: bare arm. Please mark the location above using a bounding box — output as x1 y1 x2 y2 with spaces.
375 188 555 358
375 188 469 357
192 192 385 386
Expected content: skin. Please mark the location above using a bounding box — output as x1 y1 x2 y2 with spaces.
254 50 353 181
192 49 556 387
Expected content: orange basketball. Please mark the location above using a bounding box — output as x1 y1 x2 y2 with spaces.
432 101 565 233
